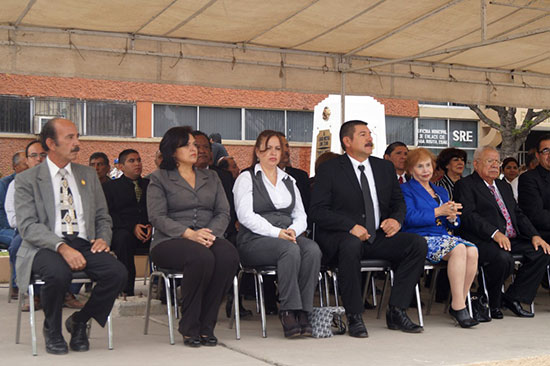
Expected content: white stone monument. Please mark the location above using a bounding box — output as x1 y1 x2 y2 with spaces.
310 95 386 176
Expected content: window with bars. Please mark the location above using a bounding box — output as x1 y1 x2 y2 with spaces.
245 109 285 140
86 101 134 136
154 104 197 137
287 111 313 142
0 96 31 133
385 116 414 146
199 107 241 140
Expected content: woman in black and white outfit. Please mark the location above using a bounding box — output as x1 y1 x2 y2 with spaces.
233 130 322 338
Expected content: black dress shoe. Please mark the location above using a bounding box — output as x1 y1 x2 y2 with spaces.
199 335 218 346
183 336 201 347
346 313 368 338
449 307 479 328
65 313 89 352
490 307 503 319
502 297 534 318
43 322 68 355
386 306 423 333
225 294 253 318
296 310 313 337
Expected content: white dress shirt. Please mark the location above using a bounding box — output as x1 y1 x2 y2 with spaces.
233 164 308 238
346 154 381 229
5 180 16 228
46 157 88 241
504 177 518 202
397 173 407 183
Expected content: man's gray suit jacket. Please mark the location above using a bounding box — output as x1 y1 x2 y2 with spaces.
14 162 112 290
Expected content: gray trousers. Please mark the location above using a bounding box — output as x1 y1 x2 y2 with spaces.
238 236 321 312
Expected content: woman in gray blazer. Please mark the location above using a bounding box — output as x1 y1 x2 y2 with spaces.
147 126 239 348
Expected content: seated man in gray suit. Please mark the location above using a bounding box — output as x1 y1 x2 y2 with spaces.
15 118 127 355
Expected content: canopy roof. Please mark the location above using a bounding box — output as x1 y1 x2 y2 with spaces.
1 0 550 108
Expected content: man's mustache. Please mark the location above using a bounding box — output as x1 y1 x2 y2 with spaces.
365 142 374 147
71 146 80 153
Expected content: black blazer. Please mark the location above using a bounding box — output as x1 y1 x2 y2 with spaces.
210 165 237 240
286 166 311 215
518 165 550 233
102 175 150 232
310 154 406 237
454 171 538 243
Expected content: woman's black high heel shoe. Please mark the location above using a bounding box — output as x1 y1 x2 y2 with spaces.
183 336 201 347
449 307 479 328
200 335 218 346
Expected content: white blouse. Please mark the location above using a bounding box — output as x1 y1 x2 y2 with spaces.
233 164 308 238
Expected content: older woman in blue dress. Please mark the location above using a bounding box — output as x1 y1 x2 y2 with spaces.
401 148 479 328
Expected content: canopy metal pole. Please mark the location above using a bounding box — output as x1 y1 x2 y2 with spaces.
341 72 346 125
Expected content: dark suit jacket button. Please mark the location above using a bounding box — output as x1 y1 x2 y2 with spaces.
361 214 366 218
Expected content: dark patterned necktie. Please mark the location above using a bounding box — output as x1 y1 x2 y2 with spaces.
398 176 404 184
488 184 517 238
59 168 79 240
133 180 142 202
358 165 376 243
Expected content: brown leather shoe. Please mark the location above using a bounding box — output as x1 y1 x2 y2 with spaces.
64 293 85 309
10 287 19 300
22 296 42 312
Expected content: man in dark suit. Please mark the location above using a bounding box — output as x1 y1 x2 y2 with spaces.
15 118 126 354
384 141 411 184
518 134 550 243
102 149 151 296
455 146 550 319
310 120 427 337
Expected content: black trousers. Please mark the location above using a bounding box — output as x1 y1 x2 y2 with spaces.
318 229 427 314
31 238 127 335
477 238 550 307
111 229 150 295
151 237 239 337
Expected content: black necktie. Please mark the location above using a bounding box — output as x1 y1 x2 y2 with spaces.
358 165 376 243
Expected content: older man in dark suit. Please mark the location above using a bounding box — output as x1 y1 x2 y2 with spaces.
455 146 550 319
15 118 126 354
310 120 427 337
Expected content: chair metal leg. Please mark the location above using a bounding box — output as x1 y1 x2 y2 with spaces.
233 275 240 340
323 272 330 306
253 273 260 313
547 265 550 296
377 271 390 319
318 273 324 307
371 273 377 307
530 302 535 313
257 273 267 338
143 256 149 285
144 273 157 335
332 272 339 307
362 272 371 304
415 284 424 328
479 266 491 320
163 275 175 345
29 284 37 356
171 277 179 319
15 286 24 344
107 313 113 350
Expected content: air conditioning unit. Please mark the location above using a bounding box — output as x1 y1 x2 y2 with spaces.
33 115 58 134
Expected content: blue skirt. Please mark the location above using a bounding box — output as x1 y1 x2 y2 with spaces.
424 235 476 264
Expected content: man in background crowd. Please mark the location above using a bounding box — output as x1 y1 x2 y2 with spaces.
89 152 110 184
384 141 410 183
210 133 228 166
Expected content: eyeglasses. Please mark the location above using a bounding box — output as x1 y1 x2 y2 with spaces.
483 158 502 166
539 148 550 155
28 152 47 159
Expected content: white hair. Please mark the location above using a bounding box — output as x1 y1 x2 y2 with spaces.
473 146 499 161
